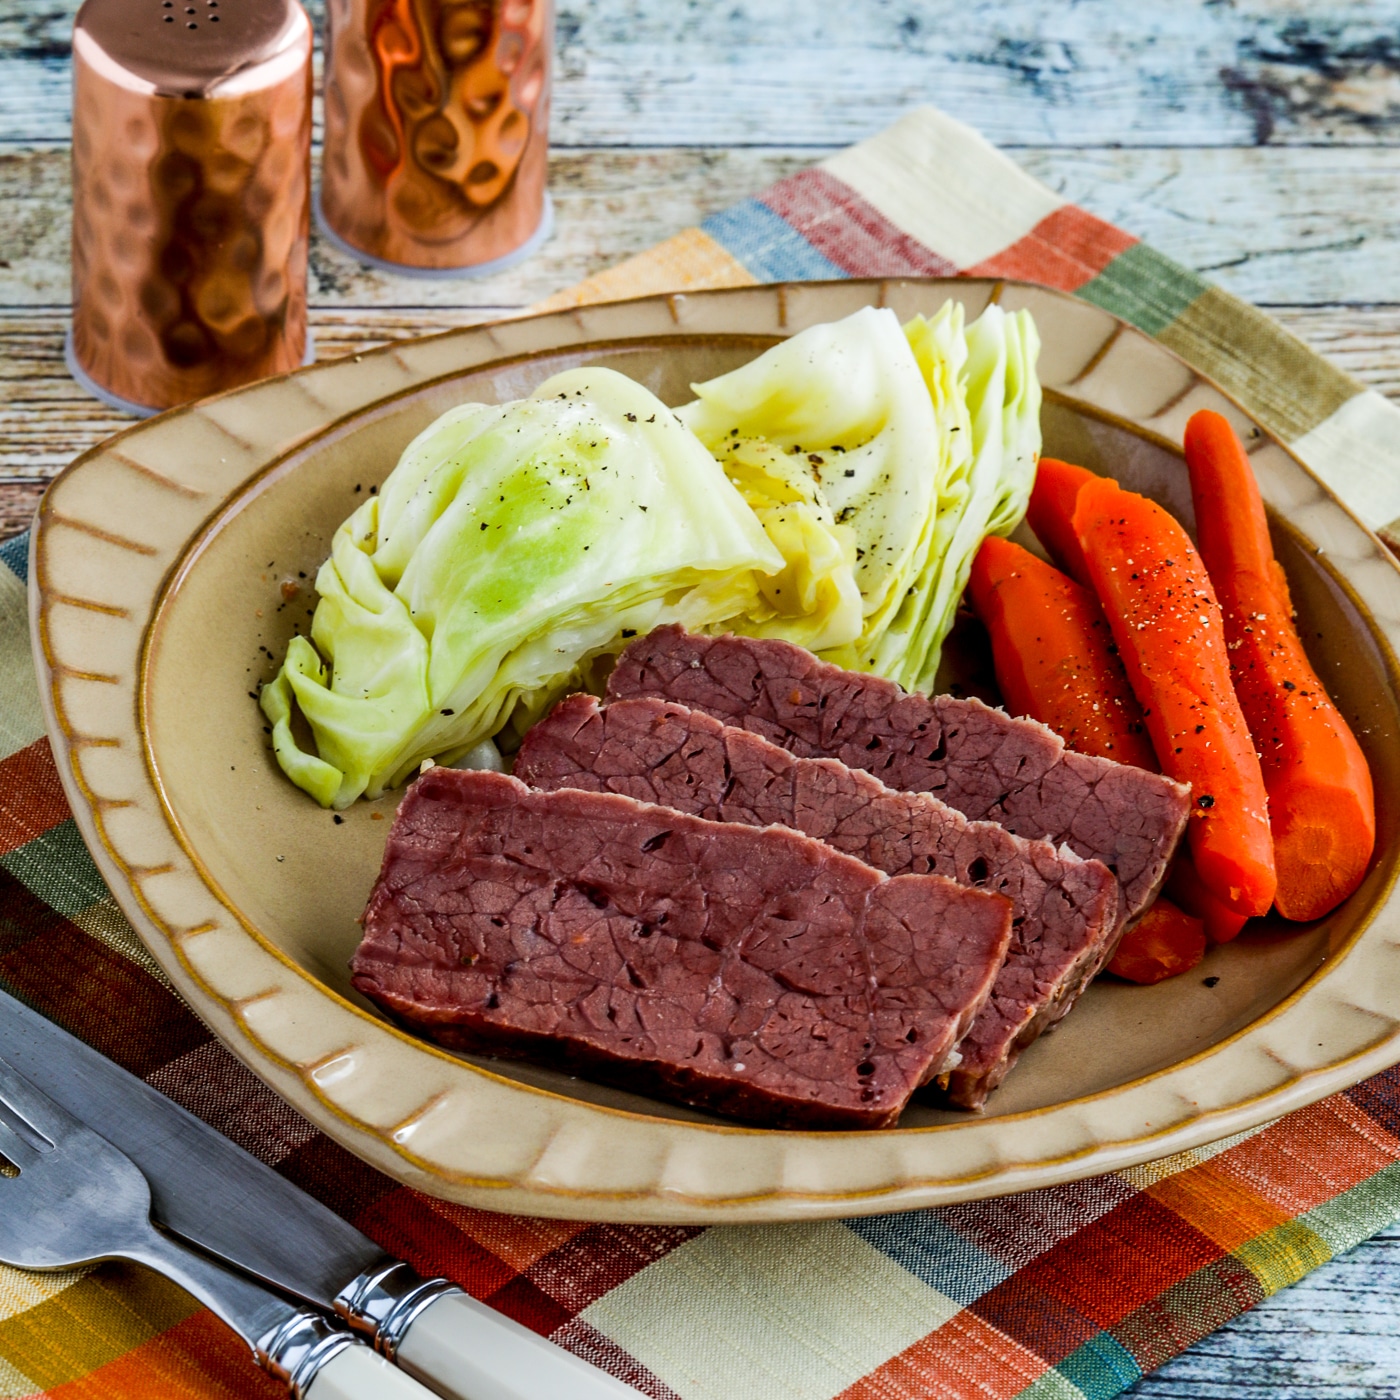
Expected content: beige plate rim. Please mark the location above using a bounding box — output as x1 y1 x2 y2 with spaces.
29 278 1400 1222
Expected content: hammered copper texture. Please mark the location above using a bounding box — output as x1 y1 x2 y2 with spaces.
70 0 312 411
321 0 551 270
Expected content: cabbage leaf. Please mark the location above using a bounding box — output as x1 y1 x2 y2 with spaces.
677 302 1041 689
263 366 782 807
678 306 938 662
888 302 1042 693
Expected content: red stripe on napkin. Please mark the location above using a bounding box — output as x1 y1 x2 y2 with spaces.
0 738 70 856
759 168 957 278
0 869 209 1077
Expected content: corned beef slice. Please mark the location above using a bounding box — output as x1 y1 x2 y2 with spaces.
607 626 1190 921
517 694 1121 1109
352 769 1012 1130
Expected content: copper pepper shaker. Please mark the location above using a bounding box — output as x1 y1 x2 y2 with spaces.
319 0 553 275
69 0 313 415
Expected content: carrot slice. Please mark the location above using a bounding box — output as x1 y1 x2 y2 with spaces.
1106 898 1207 984
967 536 1158 768
1166 853 1248 944
1184 410 1375 920
1027 458 1100 585
1073 476 1276 917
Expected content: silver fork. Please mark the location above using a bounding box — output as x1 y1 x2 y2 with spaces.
0 1054 434 1400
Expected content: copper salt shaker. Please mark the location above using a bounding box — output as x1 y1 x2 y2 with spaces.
69 0 313 415
319 0 553 275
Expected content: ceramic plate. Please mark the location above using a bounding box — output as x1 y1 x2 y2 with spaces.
30 280 1400 1222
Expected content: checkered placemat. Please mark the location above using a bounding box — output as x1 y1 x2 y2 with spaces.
4 107 1400 1399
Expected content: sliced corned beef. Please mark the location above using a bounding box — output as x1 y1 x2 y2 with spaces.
517 693 1121 1109
607 626 1190 921
351 768 1013 1130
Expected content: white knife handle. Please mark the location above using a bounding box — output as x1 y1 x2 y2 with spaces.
395 1291 641 1400
307 1344 441 1400
336 1263 640 1400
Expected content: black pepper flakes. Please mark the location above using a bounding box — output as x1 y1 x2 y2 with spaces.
1197 794 1216 809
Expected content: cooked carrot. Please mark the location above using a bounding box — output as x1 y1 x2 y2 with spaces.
1166 854 1248 944
1027 458 1100 586
1106 898 1207 984
1072 476 1276 917
1184 410 1375 920
967 536 1158 768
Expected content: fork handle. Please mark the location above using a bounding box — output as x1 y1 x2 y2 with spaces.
121 1228 437 1399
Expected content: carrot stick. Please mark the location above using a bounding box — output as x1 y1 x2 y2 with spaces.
1027 458 1100 586
1106 898 1206 984
1184 409 1375 920
1166 854 1248 944
967 536 1158 768
1073 476 1276 917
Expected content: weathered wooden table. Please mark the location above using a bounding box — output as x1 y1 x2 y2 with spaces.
3 1 1399 1393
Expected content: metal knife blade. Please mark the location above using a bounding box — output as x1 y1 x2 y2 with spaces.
0 986 393 1310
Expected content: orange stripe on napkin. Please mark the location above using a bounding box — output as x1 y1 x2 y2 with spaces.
1145 1162 1293 1255
0 739 70 858
40 1309 281 1400
528 227 757 313
966 206 1137 291
837 1308 1051 1400
1207 1097 1400 1212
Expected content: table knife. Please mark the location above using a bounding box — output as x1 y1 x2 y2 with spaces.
0 1051 436 1400
0 988 638 1400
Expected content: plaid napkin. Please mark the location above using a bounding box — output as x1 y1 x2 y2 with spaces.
3 107 1400 1400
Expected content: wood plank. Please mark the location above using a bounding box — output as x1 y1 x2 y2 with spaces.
1129 1222 1400 1398
3 303 1398 542
1014 148 1400 308
1272 308 1400 402
6 144 1400 312
5 0 1400 148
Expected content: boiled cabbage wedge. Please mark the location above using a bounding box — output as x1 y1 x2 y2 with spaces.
679 302 1042 691
262 366 782 807
263 301 1041 807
